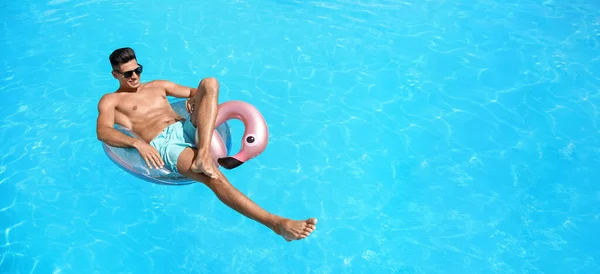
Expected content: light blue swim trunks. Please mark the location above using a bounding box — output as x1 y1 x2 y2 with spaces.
150 119 197 172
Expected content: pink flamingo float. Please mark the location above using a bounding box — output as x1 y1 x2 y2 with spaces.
206 100 269 169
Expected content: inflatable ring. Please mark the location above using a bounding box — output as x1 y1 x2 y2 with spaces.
102 99 269 186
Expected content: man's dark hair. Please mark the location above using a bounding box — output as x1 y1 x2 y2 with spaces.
109 47 136 69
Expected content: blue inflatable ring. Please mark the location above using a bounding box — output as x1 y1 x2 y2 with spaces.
102 100 232 186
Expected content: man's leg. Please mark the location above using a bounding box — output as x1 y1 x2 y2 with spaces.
188 77 219 177
176 147 317 242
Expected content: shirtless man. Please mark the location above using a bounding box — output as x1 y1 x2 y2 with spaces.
96 47 317 242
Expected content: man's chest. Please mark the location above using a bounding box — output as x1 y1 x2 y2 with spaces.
116 90 168 116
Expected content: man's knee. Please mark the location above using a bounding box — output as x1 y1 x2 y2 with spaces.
200 77 219 91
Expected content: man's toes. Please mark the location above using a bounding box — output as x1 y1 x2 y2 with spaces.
307 218 318 225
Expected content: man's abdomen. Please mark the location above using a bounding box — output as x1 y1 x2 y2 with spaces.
131 108 181 143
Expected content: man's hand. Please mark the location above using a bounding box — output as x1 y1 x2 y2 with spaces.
186 98 197 126
133 140 165 169
185 98 194 114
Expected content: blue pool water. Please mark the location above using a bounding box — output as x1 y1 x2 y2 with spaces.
2 0 600 273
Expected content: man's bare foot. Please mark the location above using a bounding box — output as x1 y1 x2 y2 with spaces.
190 152 217 178
274 217 318 242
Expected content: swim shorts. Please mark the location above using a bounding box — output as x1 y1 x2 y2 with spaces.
150 119 197 172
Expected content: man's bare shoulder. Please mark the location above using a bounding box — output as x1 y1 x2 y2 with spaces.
99 92 119 103
97 93 120 110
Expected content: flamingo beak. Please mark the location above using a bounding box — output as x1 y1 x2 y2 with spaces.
218 157 244 169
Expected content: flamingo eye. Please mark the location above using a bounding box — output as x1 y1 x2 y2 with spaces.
245 135 258 147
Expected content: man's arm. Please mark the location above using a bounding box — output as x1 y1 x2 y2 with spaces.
96 94 142 148
158 80 197 98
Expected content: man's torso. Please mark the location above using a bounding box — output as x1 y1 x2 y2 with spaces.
111 82 184 143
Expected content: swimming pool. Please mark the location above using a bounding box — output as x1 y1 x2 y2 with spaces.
1 0 600 273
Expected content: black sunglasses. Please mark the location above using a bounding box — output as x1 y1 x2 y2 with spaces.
116 64 143 78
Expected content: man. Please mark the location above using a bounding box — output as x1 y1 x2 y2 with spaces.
96 47 317 242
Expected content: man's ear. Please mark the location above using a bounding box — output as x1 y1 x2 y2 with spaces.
111 71 119 79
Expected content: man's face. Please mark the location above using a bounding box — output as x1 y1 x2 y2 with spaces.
113 59 143 89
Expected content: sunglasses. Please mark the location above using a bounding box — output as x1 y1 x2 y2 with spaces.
115 64 143 78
